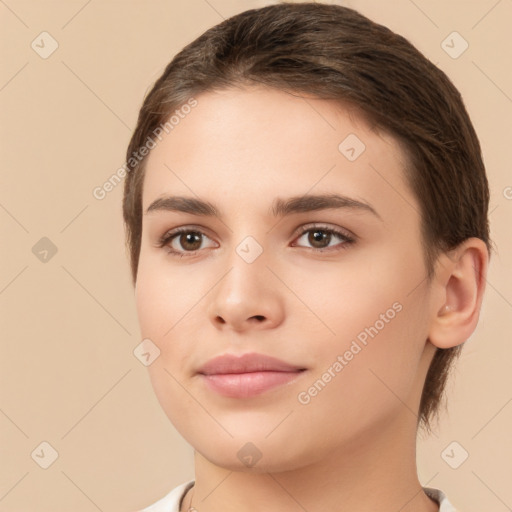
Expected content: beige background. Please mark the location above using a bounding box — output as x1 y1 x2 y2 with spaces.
1 0 511 511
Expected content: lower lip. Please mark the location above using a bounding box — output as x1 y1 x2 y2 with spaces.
199 371 305 398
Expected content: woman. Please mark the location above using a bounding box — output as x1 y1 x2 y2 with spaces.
123 3 490 511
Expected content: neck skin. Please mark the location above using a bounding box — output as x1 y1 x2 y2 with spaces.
180 406 439 512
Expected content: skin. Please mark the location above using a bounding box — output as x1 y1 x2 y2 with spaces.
134 85 488 512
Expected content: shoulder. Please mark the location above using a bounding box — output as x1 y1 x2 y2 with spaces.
133 480 195 512
423 486 459 511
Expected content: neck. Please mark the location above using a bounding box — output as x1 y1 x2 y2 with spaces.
184 410 439 512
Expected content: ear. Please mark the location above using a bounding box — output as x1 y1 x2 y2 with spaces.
428 238 489 349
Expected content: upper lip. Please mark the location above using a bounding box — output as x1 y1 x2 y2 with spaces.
197 352 306 375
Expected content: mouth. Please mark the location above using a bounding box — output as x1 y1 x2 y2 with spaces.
197 352 307 398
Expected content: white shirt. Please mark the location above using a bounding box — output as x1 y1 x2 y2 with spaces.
140 480 458 511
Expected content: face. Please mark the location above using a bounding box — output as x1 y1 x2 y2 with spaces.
135 86 436 471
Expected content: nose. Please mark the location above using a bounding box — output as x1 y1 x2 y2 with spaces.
207 253 285 333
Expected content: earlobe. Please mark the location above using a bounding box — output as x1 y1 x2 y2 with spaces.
428 238 489 349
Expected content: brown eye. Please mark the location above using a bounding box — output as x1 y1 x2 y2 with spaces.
177 231 203 251
158 228 216 256
307 229 332 249
294 225 354 251
158 224 354 259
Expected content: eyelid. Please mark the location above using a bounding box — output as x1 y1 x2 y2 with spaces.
292 222 356 242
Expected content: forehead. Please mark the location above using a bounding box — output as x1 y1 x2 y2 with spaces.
141 86 415 223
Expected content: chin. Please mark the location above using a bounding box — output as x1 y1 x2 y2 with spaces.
193 435 313 474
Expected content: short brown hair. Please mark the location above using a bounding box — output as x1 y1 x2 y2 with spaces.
122 2 490 433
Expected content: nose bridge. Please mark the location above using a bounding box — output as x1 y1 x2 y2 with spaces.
217 232 270 302
207 229 284 330
220 216 270 280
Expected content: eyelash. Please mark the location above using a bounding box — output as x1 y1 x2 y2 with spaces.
157 224 356 258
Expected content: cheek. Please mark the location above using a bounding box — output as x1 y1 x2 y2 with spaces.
135 254 202 342
288 242 430 401
288 244 424 342
135 261 204 438
288 295 428 453
134 259 190 393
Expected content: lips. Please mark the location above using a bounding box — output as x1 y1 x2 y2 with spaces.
197 352 306 375
197 352 307 398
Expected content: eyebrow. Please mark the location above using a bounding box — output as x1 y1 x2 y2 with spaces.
144 193 381 220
